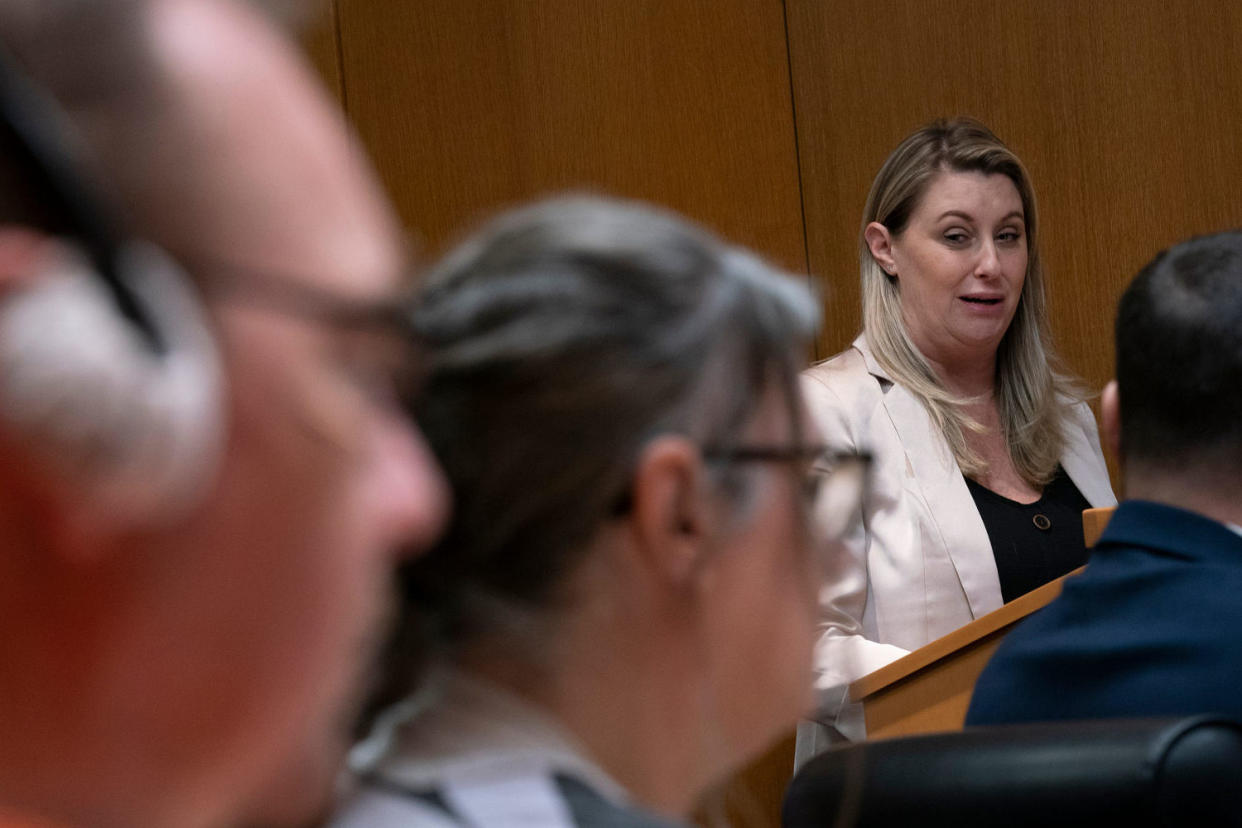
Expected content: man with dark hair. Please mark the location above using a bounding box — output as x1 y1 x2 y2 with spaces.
0 1 447 825
967 229 1242 725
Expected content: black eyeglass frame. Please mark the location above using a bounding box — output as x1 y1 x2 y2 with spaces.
181 253 420 339
173 252 433 411
609 444 872 517
701 445 872 468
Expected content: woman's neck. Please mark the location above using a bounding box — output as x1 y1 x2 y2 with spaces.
458 607 712 818
921 346 997 400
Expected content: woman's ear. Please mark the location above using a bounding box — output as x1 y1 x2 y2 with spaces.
863 222 898 277
628 435 708 586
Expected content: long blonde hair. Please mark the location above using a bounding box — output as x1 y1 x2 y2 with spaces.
860 117 1079 487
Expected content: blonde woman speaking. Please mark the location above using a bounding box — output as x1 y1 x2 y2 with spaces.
802 118 1115 745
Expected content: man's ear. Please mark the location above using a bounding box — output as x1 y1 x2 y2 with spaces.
863 222 898 277
628 435 709 586
0 226 53 290
1101 380 1122 466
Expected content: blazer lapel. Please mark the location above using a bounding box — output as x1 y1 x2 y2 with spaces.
855 336 1005 622
1060 406 1117 508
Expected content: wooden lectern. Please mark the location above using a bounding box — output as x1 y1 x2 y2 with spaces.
846 505 1115 739
694 506 1116 827
848 568 1074 739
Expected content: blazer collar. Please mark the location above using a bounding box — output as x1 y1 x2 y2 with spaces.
855 332 1113 507
1059 413 1115 508
854 333 1005 620
853 334 890 383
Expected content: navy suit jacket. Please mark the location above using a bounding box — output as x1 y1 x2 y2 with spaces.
967 499 1242 725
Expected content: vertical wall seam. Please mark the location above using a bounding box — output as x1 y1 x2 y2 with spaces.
780 0 819 360
332 0 350 115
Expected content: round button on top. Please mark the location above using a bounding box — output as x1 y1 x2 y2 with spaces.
1032 514 1052 531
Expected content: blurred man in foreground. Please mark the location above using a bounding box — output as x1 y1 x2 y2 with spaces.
968 230 1242 724
0 0 447 825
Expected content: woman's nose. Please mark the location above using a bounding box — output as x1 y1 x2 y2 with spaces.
974 240 1002 277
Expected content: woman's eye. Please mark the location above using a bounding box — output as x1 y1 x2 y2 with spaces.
943 231 968 244
997 229 1023 243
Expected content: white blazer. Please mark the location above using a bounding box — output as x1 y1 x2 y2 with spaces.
800 335 1116 738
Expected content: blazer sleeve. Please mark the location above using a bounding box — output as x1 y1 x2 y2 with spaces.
801 371 910 719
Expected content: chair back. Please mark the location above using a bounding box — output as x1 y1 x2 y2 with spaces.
1082 506 1115 547
783 716 1242 828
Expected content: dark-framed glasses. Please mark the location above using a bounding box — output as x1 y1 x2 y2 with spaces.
181 252 427 406
188 254 417 334
702 445 872 540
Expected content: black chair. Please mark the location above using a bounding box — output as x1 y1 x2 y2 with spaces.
783 716 1242 828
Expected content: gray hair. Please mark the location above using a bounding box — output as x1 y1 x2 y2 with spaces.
400 195 820 655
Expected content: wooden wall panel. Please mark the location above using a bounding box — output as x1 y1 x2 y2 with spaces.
788 0 1242 400
333 0 806 274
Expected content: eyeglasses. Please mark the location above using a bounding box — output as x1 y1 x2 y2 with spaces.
702 445 872 541
180 252 426 405
186 254 418 335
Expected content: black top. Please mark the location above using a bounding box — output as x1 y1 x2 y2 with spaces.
965 465 1091 604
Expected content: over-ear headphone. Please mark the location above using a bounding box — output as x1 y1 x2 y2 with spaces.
0 44 224 526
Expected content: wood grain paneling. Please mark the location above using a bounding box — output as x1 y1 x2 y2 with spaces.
788 0 1242 403
334 0 806 273
287 5 1242 826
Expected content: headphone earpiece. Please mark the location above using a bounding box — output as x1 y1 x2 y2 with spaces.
0 239 225 524
0 47 226 526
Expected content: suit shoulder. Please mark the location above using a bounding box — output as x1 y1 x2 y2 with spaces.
803 347 878 401
802 348 885 441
